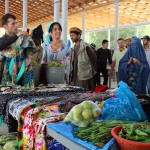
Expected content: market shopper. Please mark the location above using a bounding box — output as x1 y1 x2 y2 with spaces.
69 27 97 90
41 22 71 83
110 38 127 83
90 43 97 54
96 40 112 85
119 37 150 94
90 43 97 87
125 38 131 49
141 35 150 93
0 13 37 86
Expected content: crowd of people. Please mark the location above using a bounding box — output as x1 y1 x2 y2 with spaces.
0 13 150 94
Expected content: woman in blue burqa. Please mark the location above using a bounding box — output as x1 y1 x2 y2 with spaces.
119 37 150 94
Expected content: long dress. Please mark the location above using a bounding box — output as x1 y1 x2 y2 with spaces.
41 40 71 83
1 35 37 87
119 37 150 94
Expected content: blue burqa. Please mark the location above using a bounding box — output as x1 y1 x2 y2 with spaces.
119 37 150 94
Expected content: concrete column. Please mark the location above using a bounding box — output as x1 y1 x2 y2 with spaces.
5 0 9 14
82 9 85 40
23 0 27 29
114 0 119 50
54 0 60 22
136 26 140 37
61 0 68 41
108 29 111 49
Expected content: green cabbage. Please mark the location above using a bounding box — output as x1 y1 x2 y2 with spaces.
0 134 16 145
3 140 16 150
0 145 3 150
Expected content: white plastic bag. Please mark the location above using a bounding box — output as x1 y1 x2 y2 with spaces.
65 101 101 127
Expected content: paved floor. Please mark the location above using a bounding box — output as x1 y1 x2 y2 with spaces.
109 80 117 89
0 123 8 135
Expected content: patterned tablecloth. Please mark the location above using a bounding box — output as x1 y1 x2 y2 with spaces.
0 84 116 150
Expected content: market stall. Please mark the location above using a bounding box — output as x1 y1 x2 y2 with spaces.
0 81 150 150
45 81 150 150
46 122 115 150
0 83 114 149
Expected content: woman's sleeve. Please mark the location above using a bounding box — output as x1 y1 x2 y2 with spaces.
41 43 47 64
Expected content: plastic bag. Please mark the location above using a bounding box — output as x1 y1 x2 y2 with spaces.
64 101 101 127
101 81 148 121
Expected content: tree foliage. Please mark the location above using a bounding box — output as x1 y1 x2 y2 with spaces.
85 25 150 50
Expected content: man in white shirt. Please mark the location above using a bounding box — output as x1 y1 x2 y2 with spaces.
142 35 150 93
111 38 127 83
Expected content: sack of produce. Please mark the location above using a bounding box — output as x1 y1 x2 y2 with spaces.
65 101 101 127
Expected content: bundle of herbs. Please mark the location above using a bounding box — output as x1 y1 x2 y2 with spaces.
48 61 66 67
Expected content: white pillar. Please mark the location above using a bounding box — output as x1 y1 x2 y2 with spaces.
86 32 90 43
54 0 60 22
136 26 140 37
108 29 111 49
61 0 68 41
114 0 119 50
82 9 85 40
23 0 27 29
5 0 9 14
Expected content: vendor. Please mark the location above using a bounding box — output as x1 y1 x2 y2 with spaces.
0 13 37 87
41 22 71 84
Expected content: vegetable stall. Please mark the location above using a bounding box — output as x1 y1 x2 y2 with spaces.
0 81 150 150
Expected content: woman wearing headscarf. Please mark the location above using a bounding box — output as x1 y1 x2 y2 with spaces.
119 37 150 94
41 22 71 84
